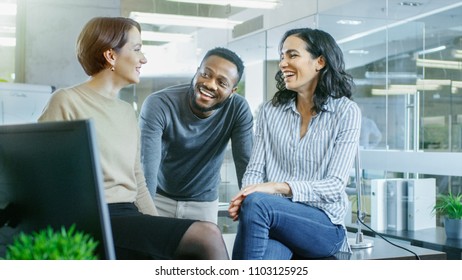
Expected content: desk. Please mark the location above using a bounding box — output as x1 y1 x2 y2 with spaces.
347 225 462 259
343 233 445 260
222 232 446 260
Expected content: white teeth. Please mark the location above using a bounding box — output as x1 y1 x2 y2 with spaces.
283 72 295 78
200 88 214 98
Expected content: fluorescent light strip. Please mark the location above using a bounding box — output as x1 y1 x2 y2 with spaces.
371 87 416 95
338 2 462 44
452 49 462 59
166 0 280 9
416 79 451 86
452 81 462 94
0 26 15 34
142 31 192 43
0 3 16 16
365 71 419 79
416 45 446 55
452 81 462 88
0 37 15 47
372 80 454 95
416 58 462 70
398 2 423 7
337 19 363 25
349 49 369 55
130 12 242 29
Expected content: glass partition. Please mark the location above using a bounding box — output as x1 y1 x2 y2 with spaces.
217 31 267 233
217 1 462 231
323 3 462 228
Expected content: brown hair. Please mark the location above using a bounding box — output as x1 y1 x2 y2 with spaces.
76 17 141 76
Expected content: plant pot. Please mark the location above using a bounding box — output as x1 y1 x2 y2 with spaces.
444 217 462 239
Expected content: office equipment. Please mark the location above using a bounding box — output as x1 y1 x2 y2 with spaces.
407 178 436 230
0 82 52 125
386 179 407 231
370 179 388 231
0 120 115 259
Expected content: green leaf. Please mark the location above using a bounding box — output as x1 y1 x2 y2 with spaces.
2 224 99 260
433 192 462 219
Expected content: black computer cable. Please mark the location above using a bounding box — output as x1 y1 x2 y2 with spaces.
357 217 421 260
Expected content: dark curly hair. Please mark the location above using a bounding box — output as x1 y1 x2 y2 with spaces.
272 28 354 113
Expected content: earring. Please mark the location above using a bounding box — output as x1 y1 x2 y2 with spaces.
315 68 320 72
111 66 115 71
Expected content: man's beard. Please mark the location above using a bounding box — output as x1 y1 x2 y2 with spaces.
188 85 232 114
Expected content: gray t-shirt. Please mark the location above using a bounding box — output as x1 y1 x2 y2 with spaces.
139 83 253 202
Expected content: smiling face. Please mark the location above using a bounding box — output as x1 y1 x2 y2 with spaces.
279 35 324 95
189 55 239 118
112 26 147 85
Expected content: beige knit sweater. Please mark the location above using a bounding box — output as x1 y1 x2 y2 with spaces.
38 83 158 216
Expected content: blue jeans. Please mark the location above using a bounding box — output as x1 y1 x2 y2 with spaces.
232 192 345 260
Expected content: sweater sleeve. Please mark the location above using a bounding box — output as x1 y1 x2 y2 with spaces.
231 97 254 189
139 94 165 198
134 127 159 216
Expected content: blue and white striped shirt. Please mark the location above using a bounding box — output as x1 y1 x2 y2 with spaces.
242 95 361 234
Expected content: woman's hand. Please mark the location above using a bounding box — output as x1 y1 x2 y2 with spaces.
228 190 245 221
228 182 292 221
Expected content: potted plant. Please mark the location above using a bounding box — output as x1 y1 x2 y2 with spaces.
2 224 99 260
433 191 462 239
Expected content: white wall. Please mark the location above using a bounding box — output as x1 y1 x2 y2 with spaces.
18 0 121 89
244 61 265 117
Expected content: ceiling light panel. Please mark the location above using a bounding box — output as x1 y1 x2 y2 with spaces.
130 12 242 29
166 0 280 9
336 19 363 25
398 2 423 7
142 31 192 43
0 3 16 16
416 58 462 70
0 37 15 47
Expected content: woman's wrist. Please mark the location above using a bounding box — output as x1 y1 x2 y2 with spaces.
279 182 292 196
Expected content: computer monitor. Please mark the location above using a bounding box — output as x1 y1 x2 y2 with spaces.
0 120 115 260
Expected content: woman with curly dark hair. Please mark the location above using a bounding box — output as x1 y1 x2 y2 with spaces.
229 28 361 259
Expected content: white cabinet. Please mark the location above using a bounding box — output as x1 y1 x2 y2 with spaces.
0 83 52 124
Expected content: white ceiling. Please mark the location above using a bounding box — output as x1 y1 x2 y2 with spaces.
119 0 462 77
2 0 461 79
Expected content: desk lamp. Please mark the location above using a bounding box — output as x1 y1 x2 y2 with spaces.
348 149 374 249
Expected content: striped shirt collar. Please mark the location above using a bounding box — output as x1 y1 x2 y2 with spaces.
284 96 336 114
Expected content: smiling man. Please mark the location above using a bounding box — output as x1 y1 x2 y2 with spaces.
139 47 253 224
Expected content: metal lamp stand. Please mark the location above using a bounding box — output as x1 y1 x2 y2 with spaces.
348 149 374 249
